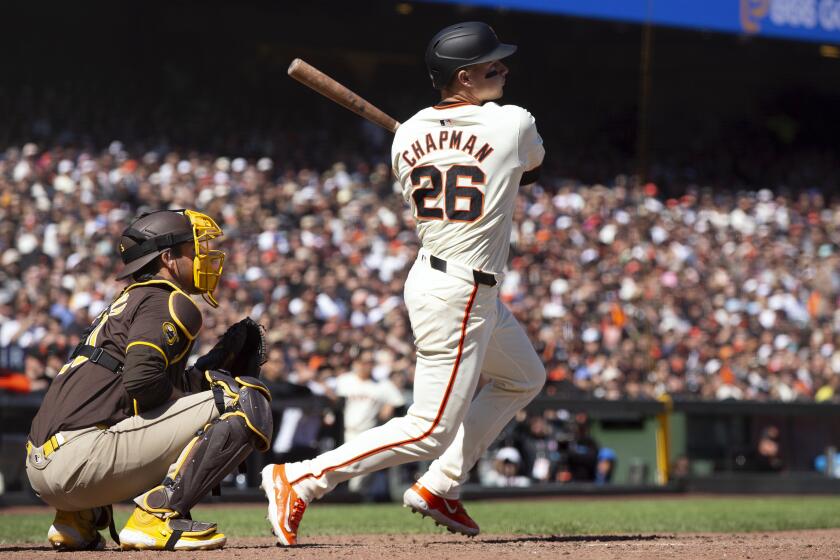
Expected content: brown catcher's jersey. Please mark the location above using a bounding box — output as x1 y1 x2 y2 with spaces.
392 101 544 274
28 279 203 446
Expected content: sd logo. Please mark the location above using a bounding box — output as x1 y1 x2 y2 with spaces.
162 322 179 346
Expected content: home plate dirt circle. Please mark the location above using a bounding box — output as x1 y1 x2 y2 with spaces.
3 529 838 559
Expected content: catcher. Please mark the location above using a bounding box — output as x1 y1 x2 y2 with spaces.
24 209 272 551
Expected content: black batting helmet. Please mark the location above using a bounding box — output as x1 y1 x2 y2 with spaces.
425 22 517 90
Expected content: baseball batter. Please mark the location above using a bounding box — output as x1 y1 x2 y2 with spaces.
262 21 545 545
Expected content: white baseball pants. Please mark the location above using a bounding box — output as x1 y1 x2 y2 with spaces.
285 253 545 501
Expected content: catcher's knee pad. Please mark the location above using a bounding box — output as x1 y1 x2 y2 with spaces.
206 370 273 450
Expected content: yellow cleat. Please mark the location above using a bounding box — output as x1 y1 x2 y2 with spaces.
118 507 226 551
47 508 109 550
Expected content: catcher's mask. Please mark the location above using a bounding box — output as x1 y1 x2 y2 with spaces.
116 209 225 307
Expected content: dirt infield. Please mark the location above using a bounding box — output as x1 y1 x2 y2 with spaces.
2 529 839 560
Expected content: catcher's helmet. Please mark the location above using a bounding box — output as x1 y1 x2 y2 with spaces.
116 210 194 280
425 21 517 90
117 209 225 306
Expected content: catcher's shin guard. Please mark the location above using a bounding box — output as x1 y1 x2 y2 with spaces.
136 373 273 517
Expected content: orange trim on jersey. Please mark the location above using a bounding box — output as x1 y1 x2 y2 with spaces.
289 282 481 486
432 101 472 110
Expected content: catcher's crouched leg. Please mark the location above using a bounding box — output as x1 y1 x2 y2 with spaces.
120 371 273 551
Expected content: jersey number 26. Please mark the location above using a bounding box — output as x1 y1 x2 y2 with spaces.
410 164 484 223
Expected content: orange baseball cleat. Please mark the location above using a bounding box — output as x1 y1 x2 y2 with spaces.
403 482 479 536
260 464 307 546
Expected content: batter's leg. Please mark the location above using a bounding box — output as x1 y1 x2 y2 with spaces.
278 264 497 503
418 298 546 499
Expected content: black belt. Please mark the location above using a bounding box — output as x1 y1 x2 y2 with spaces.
76 345 124 374
429 254 497 287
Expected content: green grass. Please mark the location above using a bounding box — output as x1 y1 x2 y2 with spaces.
3 496 840 544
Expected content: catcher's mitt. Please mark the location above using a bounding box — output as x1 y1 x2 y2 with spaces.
195 317 267 378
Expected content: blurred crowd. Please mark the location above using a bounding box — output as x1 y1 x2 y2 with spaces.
481 410 617 488
2 141 840 409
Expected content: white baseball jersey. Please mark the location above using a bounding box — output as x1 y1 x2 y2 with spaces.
392 101 545 274
335 373 406 437
284 100 546 508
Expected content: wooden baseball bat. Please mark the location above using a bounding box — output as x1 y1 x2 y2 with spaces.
287 58 400 133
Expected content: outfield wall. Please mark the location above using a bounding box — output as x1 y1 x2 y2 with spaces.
3 392 840 503
513 397 840 485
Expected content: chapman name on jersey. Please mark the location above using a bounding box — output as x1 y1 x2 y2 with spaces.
392 101 544 274
398 128 496 167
